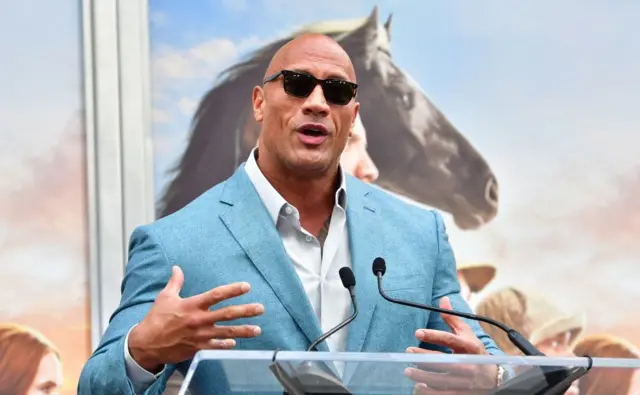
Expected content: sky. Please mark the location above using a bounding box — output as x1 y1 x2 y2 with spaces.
149 0 640 346
0 1 90 393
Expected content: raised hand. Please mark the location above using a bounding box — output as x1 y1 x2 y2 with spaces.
128 265 264 372
405 297 498 393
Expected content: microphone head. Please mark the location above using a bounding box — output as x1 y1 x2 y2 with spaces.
372 257 386 276
338 267 356 289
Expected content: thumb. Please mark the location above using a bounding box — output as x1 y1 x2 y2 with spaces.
439 297 468 334
164 265 184 295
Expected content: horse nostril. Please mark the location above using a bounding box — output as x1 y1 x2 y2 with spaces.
485 176 499 205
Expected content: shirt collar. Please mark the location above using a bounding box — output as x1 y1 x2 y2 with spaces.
244 147 347 225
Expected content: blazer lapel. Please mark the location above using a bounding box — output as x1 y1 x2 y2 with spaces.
344 178 384 355
218 167 327 351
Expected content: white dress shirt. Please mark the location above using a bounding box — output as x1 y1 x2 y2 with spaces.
124 148 353 392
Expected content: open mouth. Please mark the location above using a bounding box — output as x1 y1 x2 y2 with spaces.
296 123 329 146
300 128 327 137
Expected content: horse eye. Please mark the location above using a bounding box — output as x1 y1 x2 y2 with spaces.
400 92 413 108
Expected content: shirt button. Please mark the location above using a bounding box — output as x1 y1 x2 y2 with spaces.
285 206 293 214
305 235 313 242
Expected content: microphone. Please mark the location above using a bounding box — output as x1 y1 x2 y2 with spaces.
269 267 357 395
307 266 358 352
371 257 591 395
372 257 541 356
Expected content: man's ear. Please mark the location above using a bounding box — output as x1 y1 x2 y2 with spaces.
351 102 360 137
252 86 265 123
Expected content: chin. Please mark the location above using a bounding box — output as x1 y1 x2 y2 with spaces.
292 148 329 163
289 156 334 175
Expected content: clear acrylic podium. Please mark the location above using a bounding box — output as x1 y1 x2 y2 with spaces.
177 350 640 395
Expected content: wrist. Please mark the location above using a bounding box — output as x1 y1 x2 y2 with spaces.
129 324 163 373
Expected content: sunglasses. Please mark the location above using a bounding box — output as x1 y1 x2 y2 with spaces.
263 70 358 106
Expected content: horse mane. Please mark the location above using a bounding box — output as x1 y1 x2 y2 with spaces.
156 17 373 217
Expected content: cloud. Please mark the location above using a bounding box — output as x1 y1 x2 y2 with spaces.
152 40 235 81
178 97 198 116
149 10 168 27
0 111 88 316
222 0 248 12
575 169 640 251
449 1 638 47
259 0 373 16
153 108 172 124
152 36 267 85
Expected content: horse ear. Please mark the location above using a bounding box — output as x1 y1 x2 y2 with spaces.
360 7 380 65
384 13 392 41
337 6 383 68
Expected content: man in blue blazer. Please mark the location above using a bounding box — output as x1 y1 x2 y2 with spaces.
79 33 505 394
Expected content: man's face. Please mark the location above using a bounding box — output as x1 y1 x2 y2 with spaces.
253 36 359 177
341 114 379 183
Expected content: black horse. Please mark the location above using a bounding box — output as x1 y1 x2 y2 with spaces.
157 7 498 230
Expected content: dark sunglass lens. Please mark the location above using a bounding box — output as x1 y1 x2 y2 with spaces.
283 73 316 98
323 81 355 105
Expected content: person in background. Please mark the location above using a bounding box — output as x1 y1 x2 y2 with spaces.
340 113 379 184
573 334 640 395
475 287 585 395
0 323 63 395
456 261 496 307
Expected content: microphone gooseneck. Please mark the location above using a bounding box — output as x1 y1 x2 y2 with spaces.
306 267 359 352
371 257 542 356
371 257 592 395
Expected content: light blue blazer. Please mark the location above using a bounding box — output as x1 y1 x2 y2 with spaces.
78 164 503 394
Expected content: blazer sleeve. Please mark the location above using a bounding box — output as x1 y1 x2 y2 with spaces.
421 210 505 356
77 225 177 395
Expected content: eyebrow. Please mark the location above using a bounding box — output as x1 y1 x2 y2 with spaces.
36 381 58 390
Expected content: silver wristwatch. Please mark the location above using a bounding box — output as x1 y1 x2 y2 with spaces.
496 365 507 386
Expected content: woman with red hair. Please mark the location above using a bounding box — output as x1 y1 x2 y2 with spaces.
0 323 63 395
573 334 639 395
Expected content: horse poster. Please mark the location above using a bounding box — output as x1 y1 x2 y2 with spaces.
149 2 640 393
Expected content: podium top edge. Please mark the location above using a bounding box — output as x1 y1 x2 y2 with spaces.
191 350 640 368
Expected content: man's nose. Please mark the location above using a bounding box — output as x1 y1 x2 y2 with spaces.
302 85 330 117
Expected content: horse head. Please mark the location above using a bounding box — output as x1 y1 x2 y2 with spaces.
157 9 499 229
338 8 499 229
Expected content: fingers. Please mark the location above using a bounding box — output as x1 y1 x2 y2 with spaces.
413 382 481 395
188 282 252 308
412 383 430 395
185 304 264 329
405 367 476 391
406 348 475 376
197 338 237 350
415 329 481 354
164 265 184 295
208 303 265 323
196 324 262 340
438 297 471 336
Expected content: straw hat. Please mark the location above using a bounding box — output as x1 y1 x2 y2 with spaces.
457 262 496 293
525 292 586 346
